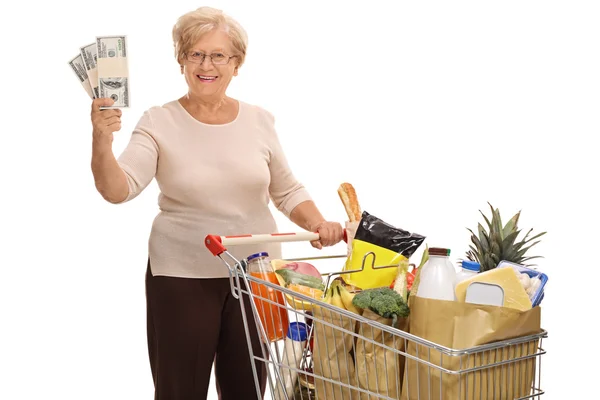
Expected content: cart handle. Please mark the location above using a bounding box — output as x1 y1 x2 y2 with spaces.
205 230 348 256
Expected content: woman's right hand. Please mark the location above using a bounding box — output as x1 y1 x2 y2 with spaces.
89 97 129 203
91 98 122 140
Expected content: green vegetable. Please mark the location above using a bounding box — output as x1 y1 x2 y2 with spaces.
275 269 325 290
352 287 410 327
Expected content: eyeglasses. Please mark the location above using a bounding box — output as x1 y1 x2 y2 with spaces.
184 51 237 65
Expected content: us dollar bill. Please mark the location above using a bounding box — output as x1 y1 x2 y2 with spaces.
96 35 130 108
68 54 94 99
80 42 99 98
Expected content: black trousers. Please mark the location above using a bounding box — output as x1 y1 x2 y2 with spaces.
145 260 268 399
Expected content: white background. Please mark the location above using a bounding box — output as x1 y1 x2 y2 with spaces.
1 0 598 398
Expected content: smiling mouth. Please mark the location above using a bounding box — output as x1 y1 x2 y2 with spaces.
197 75 217 82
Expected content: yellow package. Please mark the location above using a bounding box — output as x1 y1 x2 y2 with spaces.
343 211 425 290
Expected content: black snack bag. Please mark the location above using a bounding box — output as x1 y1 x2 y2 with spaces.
344 211 426 289
356 211 426 258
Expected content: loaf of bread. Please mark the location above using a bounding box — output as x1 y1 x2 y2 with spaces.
337 182 362 222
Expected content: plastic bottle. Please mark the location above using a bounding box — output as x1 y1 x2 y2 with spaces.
246 252 289 342
455 260 480 285
415 247 457 301
274 322 308 400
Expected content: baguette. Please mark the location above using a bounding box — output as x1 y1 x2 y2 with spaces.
337 182 362 222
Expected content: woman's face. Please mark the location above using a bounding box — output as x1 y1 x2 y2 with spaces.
182 29 239 101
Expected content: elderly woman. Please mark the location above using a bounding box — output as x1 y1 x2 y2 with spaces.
89 6 343 399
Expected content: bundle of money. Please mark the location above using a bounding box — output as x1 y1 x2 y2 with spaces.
68 35 130 108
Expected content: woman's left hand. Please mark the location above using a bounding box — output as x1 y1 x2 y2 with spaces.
311 221 344 249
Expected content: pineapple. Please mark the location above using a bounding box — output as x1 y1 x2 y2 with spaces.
465 203 546 272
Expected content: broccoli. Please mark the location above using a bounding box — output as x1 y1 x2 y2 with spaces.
352 287 410 327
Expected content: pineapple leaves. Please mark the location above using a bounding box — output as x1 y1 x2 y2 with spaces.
479 210 492 231
515 240 543 260
477 224 490 253
503 211 520 240
466 203 546 272
483 253 496 271
501 230 521 260
467 245 480 262
489 203 504 241
490 232 501 256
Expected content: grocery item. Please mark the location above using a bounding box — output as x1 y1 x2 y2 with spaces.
337 182 362 256
404 295 541 399
277 261 321 279
344 220 360 257
465 203 547 272
275 269 325 291
270 259 289 270
327 279 361 315
455 260 480 284
274 322 308 400
408 245 429 298
329 282 346 310
344 211 425 289
286 284 324 300
337 283 361 315
273 268 326 312
407 268 416 291
247 252 290 342
497 260 548 307
355 307 407 399
351 286 410 327
454 267 533 311
312 296 360 399
337 182 362 222
390 262 409 302
352 287 410 398
414 247 457 301
465 282 505 306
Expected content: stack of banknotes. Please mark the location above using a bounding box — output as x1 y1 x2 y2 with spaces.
68 35 130 108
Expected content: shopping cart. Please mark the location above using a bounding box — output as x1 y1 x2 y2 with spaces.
205 232 548 400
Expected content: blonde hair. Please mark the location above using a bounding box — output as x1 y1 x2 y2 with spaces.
172 7 248 67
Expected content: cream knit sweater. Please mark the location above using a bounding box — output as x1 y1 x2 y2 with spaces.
116 99 312 278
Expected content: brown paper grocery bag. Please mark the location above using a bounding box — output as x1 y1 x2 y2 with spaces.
312 306 361 399
355 309 409 399
401 296 542 400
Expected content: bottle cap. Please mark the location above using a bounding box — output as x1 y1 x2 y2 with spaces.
462 260 480 272
429 247 450 256
247 252 269 262
287 322 308 342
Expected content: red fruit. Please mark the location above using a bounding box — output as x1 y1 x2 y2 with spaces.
407 271 415 291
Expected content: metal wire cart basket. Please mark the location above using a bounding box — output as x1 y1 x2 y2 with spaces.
205 232 547 400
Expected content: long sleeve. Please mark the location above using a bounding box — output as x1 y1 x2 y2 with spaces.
264 111 313 218
117 99 314 279
116 111 159 203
